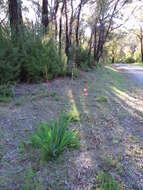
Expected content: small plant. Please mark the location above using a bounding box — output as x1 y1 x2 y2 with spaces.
0 83 14 103
22 167 44 190
30 113 79 158
96 171 122 190
95 96 108 103
65 110 80 123
50 92 60 101
50 92 57 97
72 68 79 80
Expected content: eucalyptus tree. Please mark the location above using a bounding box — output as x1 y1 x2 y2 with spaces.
88 0 131 63
8 0 23 38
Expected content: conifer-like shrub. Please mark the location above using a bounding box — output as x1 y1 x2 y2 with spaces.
0 26 67 84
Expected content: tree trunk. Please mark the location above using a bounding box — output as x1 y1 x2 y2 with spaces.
64 0 69 58
8 0 23 38
42 0 49 33
69 0 74 46
75 0 82 47
141 37 143 63
96 22 105 62
54 0 59 40
59 3 64 53
93 24 97 62
88 29 93 67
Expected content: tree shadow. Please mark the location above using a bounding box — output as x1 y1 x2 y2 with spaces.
64 66 143 189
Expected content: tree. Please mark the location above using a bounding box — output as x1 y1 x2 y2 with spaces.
89 0 130 63
42 0 49 32
8 0 23 38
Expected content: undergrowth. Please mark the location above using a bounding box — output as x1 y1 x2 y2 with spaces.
0 83 14 103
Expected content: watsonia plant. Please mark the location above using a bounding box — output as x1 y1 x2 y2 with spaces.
30 113 79 159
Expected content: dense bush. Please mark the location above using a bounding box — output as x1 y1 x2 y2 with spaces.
0 27 21 83
124 56 135 64
0 26 67 84
68 45 94 69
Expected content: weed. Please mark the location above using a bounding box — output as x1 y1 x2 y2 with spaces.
72 68 79 80
50 92 60 101
22 167 44 190
103 157 113 170
30 113 79 159
65 110 80 123
96 170 122 190
50 92 57 97
95 96 108 103
0 83 14 103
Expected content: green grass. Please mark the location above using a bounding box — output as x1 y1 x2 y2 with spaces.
30 113 79 159
96 171 122 190
22 167 44 190
95 96 108 103
65 110 80 123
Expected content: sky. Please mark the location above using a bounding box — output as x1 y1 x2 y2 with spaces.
1 0 143 32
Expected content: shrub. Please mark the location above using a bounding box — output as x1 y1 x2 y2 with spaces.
65 110 80 123
95 96 108 103
0 26 67 84
125 56 135 63
68 45 94 69
0 83 14 103
0 26 21 83
30 113 79 158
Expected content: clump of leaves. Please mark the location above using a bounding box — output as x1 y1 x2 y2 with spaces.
0 83 14 103
96 171 122 190
30 113 79 159
71 68 79 80
95 96 108 103
50 92 60 101
65 110 80 123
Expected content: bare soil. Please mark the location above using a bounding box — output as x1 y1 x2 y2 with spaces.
0 66 143 190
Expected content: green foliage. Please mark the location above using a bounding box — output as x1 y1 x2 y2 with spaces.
30 113 79 159
96 171 122 190
0 26 67 84
22 167 45 190
72 68 79 80
69 45 94 69
0 83 14 103
65 110 80 123
95 96 108 103
0 26 21 83
124 56 135 64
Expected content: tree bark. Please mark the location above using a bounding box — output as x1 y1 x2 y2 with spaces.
75 0 83 47
54 0 59 40
64 0 69 58
69 0 74 46
42 0 49 33
93 24 97 62
88 29 93 67
8 0 23 38
140 27 143 63
141 37 143 63
59 2 64 52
